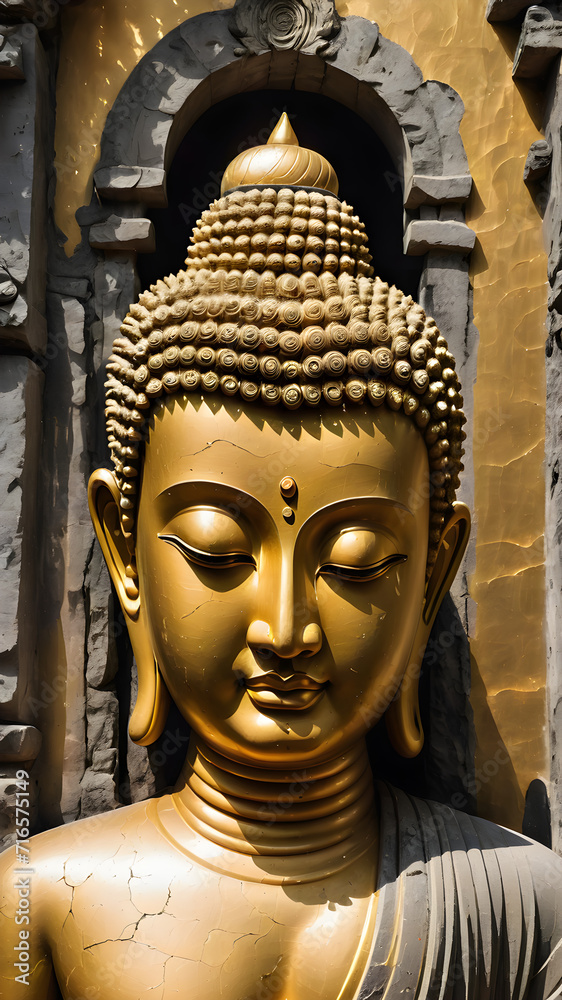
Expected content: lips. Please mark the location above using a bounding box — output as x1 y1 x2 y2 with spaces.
244 672 327 711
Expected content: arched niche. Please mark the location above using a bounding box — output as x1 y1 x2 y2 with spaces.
91 4 474 259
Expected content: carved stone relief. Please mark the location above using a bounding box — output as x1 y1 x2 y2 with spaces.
229 0 341 56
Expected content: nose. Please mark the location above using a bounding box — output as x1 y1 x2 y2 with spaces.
247 618 323 660
246 549 322 660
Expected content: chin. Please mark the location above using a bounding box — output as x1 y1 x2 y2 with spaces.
198 708 361 769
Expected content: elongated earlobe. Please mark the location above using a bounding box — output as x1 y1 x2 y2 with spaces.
88 467 170 746
386 661 424 758
386 502 471 759
129 653 170 747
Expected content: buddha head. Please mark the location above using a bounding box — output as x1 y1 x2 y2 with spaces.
89 115 470 771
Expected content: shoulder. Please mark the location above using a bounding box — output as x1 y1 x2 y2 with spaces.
380 783 562 1000
0 798 168 921
0 800 165 998
2 799 151 876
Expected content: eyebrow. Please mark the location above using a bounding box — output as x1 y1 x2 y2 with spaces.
155 481 413 529
155 480 259 510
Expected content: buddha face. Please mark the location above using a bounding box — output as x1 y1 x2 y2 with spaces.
125 396 439 766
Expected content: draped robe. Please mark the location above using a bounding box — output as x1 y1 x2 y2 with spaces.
358 784 562 1000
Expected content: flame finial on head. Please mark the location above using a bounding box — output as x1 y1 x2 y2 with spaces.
220 113 339 195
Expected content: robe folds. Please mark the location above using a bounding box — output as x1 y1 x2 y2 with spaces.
358 784 562 1000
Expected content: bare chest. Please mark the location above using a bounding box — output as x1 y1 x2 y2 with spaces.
50 859 376 1000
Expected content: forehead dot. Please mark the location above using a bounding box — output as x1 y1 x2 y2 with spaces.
280 476 297 499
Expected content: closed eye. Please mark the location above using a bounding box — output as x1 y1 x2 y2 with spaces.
158 533 256 570
318 553 407 582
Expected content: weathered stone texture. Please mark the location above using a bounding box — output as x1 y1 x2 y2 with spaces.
35 293 93 824
229 0 341 56
525 139 552 182
0 28 24 79
81 687 119 816
0 357 42 720
0 723 41 761
89 215 155 253
0 25 48 353
514 5 562 79
405 217 476 256
80 542 120 815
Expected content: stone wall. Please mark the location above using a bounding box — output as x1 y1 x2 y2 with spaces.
0 3 51 848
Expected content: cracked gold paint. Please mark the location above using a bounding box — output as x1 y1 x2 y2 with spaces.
54 0 548 830
0 795 379 997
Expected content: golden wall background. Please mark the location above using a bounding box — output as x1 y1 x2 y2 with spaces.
54 0 548 830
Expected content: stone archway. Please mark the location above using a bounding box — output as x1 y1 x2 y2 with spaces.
90 0 474 258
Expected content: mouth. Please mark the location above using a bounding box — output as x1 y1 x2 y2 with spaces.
244 672 328 711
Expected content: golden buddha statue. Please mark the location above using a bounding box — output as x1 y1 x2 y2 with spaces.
1 115 562 1000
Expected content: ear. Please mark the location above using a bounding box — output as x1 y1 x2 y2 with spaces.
423 501 471 630
88 467 170 746
88 468 139 620
385 501 470 758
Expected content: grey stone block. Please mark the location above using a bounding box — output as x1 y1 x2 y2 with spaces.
513 6 562 78
404 219 476 255
85 687 117 761
60 296 85 354
89 216 155 253
0 358 42 720
486 0 532 20
404 173 473 209
0 29 23 79
79 768 117 817
85 543 118 691
0 26 47 353
141 35 208 117
0 724 41 762
0 268 17 302
47 274 90 300
93 166 167 207
525 139 552 182
81 686 119 815
421 80 471 177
